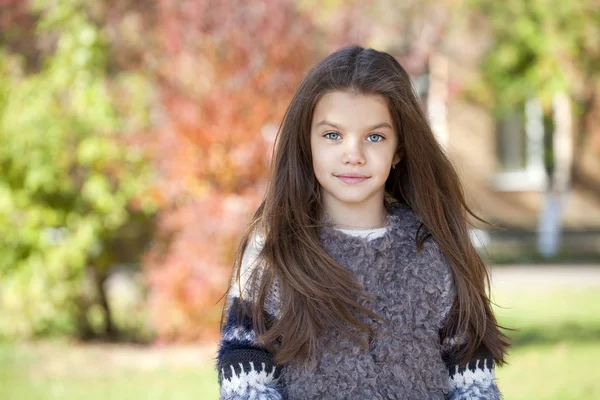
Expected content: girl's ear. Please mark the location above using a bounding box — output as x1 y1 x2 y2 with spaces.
392 147 403 167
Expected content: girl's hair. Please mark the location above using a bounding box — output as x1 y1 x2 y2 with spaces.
225 45 509 366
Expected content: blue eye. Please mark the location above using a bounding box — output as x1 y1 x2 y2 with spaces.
324 132 341 140
367 134 384 142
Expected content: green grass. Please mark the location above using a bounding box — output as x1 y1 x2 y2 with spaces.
492 289 600 346
1 287 598 400
496 342 600 400
492 289 600 400
0 342 219 400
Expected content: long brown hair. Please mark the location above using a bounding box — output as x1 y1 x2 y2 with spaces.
225 45 509 366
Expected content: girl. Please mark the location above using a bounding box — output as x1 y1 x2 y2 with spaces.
216 45 509 399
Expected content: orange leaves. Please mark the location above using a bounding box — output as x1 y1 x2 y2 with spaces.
139 0 325 342
148 0 317 196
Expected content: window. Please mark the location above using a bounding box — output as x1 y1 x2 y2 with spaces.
492 98 548 191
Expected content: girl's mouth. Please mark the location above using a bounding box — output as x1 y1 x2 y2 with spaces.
336 175 369 184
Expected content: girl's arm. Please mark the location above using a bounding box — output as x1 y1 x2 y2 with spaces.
217 297 283 399
216 234 284 400
441 336 502 400
428 237 502 400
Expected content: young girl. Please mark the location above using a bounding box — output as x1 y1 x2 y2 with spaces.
216 45 509 399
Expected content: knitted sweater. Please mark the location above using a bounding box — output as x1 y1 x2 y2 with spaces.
216 204 502 399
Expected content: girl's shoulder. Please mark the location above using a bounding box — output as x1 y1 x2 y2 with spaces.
229 230 266 300
387 202 431 240
387 202 423 226
234 230 282 316
387 203 450 273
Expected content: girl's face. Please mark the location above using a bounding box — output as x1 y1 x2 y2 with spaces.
310 90 400 214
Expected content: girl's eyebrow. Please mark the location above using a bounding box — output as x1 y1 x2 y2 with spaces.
314 120 393 131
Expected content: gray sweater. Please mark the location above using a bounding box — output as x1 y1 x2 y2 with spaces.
217 204 502 399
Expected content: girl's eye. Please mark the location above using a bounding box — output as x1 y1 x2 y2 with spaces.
324 132 341 140
367 133 384 142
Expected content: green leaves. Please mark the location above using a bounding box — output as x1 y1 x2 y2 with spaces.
471 0 599 114
0 2 155 338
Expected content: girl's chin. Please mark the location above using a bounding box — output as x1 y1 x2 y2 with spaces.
326 193 380 206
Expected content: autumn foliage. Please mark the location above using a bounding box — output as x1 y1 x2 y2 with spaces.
141 0 320 341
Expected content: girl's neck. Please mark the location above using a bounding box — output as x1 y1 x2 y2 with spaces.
324 206 389 230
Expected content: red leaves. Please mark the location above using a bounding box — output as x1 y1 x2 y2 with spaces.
140 0 317 341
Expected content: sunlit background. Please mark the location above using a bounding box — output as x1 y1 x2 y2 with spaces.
1 1 599 399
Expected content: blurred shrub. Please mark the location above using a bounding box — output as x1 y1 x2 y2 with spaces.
470 0 600 136
0 0 156 339
137 0 325 342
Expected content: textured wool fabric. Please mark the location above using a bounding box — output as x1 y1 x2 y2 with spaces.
281 203 452 399
216 203 502 399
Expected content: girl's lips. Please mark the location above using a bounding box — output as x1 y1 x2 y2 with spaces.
336 175 369 184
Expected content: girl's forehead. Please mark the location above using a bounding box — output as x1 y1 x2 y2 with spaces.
312 91 393 129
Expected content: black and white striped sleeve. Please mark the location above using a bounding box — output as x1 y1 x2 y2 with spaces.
217 297 283 399
216 233 284 400
438 266 502 399
441 336 502 400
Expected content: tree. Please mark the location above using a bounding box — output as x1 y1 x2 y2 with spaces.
468 0 600 257
134 0 321 341
0 0 156 338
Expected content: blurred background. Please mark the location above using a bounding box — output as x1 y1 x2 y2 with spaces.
1 0 599 399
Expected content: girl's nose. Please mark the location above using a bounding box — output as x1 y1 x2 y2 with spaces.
341 140 366 165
